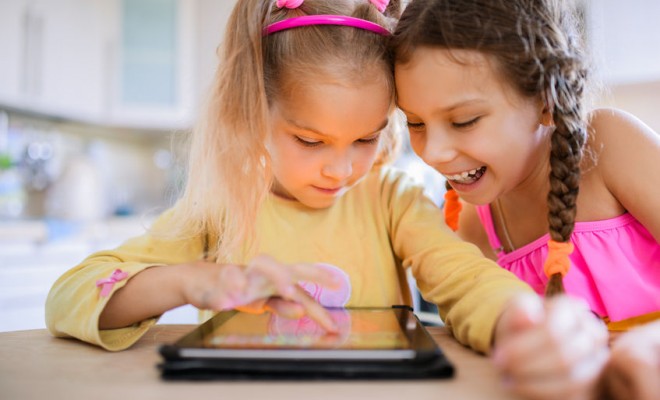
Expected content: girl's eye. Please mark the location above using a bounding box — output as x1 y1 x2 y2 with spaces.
357 133 381 145
295 136 322 147
452 117 480 129
406 121 425 132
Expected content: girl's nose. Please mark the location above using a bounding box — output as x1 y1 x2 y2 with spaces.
322 151 353 181
416 129 458 167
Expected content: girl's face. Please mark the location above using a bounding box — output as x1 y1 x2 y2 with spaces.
268 78 391 209
395 47 551 205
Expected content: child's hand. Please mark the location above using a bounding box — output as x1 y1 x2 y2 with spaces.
596 320 660 400
492 293 609 400
180 254 341 332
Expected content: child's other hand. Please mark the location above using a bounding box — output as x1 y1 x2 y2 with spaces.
596 320 660 400
492 293 609 400
180 254 340 332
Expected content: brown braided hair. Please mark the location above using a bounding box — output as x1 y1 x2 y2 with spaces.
390 0 590 297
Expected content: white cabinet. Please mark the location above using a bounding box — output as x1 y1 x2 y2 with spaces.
0 1 25 102
0 0 199 131
107 0 197 130
0 0 110 121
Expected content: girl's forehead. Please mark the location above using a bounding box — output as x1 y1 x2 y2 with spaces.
271 80 391 139
396 48 494 92
277 62 392 95
397 47 491 73
395 47 532 111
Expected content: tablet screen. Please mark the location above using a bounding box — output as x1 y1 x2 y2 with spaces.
167 307 442 361
159 307 455 378
203 308 410 350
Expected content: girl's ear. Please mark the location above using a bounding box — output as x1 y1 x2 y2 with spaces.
540 103 554 127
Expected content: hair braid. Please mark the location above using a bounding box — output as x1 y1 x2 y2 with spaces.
544 59 588 296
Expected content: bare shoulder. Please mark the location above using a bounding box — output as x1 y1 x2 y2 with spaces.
583 108 659 182
456 201 497 260
587 108 659 155
584 108 660 240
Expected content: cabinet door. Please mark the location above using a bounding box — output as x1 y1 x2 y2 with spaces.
36 0 108 119
0 0 109 120
0 0 198 131
0 0 31 103
109 0 197 130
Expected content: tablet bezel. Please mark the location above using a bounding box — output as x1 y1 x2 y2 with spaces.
162 306 441 362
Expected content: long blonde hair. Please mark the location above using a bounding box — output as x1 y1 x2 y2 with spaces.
168 0 401 262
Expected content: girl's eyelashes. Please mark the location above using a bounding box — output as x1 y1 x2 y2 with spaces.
452 117 481 129
406 121 425 132
294 136 322 147
357 133 381 145
405 116 481 132
294 133 382 147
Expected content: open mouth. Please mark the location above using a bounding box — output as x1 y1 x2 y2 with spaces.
443 166 487 185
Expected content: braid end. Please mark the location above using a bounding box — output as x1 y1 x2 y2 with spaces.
544 273 565 297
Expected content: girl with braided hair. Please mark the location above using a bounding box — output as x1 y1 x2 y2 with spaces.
391 0 659 398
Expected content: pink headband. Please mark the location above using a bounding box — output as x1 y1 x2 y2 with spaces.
264 15 390 36
266 0 391 36
276 0 388 13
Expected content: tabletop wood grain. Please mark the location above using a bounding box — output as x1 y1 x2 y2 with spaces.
0 325 519 400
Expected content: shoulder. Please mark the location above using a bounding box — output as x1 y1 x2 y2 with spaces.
584 107 659 179
586 108 658 158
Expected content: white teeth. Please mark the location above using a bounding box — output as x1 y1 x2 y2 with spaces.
443 166 485 183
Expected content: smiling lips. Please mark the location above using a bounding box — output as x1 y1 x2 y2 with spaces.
443 166 487 185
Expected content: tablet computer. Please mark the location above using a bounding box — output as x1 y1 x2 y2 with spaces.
158 306 454 380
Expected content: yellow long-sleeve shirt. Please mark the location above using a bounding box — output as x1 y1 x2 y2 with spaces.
45 166 532 353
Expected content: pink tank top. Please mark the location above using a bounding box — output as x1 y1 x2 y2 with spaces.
476 205 660 322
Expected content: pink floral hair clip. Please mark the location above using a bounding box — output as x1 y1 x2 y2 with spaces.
370 0 389 13
276 0 304 9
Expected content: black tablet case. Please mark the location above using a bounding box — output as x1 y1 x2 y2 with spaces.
158 307 455 380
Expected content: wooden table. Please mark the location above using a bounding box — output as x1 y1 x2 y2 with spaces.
0 325 519 400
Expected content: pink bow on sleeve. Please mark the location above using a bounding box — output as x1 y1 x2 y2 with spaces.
95 269 128 297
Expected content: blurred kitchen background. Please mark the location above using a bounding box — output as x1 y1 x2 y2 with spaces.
1 0 659 331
